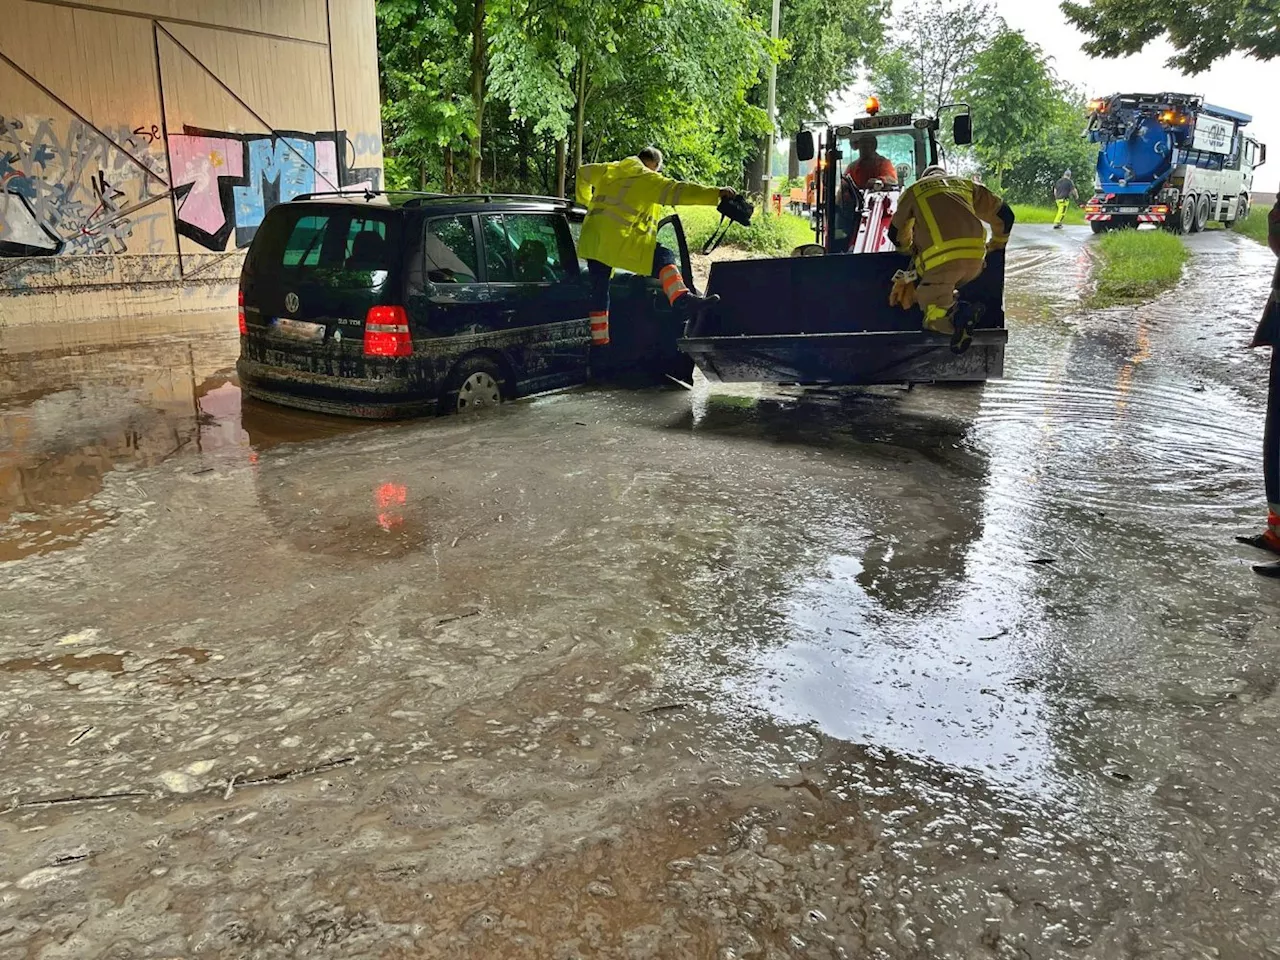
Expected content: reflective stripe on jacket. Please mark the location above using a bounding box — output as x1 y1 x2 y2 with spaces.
890 175 1009 273
575 157 720 275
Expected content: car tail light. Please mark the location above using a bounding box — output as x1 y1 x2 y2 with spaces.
363 305 412 357
237 289 247 335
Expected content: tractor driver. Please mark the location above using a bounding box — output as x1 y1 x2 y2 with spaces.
844 135 898 191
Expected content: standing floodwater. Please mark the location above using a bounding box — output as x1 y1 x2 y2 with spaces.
3 225 1280 958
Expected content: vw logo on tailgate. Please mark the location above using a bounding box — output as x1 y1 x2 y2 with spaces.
284 292 300 314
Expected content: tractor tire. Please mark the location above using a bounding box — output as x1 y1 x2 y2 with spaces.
1194 195 1210 232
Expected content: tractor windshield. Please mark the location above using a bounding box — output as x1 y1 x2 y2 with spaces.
842 128 929 187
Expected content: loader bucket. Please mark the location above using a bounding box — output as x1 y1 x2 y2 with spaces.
679 249 1006 385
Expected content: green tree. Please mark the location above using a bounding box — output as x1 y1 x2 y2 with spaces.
867 46 921 114
960 29 1061 183
1000 94 1096 203
1061 0 1279 74
875 0 997 117
377 0 475 191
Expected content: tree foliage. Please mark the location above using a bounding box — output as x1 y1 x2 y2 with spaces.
377 0 885 196
1061 0 1279 74
869 0 996 117
960 29 1062 181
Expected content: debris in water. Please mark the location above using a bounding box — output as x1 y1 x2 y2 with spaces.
979 628 1009 641
642 703 688 715
1029 557 1057 565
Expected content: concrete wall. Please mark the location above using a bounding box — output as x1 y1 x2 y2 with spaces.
0 0 383 325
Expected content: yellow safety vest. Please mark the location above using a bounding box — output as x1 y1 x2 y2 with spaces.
575 158 720 275
893 176 1004 273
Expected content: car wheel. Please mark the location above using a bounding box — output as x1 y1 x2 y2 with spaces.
1194 195 1210 232
445 356 505 415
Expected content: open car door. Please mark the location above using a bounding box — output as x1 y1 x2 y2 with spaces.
588 214 697 385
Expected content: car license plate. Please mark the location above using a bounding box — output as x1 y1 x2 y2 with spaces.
272 318 326 341
1117 207 1140 214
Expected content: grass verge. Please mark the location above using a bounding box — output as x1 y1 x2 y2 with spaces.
1087 228 1188 306
671 205 815 256
1233 206 1271 245
1009 202 1087 226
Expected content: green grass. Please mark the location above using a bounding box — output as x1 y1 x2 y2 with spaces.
1087 228 1188 306
671 205 815 256
1010 202 1087 226
1233 205 1271 245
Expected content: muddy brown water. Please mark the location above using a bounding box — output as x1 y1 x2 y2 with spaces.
3 225 1280 958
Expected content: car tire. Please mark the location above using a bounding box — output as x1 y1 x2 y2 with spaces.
444 355 506 415
1194 195 1210 232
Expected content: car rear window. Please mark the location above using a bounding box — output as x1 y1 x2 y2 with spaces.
249 206 399 277
283 215 329 267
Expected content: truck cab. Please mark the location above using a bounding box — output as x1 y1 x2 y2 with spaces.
796 102 973 254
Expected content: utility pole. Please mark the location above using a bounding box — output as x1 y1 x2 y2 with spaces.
762 0 781 215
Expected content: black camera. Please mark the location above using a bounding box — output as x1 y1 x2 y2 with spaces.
717 194 754 227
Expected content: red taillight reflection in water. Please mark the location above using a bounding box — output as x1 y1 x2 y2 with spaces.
375 482 407 530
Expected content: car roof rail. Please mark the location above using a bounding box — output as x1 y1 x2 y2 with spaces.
290 189 447 203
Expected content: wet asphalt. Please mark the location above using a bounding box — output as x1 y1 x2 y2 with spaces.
3 224 1280 958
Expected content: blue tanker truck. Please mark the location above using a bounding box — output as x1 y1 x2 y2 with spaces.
1083 92 1266 234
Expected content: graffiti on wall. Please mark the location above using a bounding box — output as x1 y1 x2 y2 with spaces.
1 116 382 258
0 115 170 257
169 126 380 250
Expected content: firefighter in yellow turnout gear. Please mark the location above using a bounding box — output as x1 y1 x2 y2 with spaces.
576 147 735 345
887 165 1014 339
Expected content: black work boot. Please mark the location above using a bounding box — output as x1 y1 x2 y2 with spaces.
673 292 720 319
1237 532 1280 557
1254 560 1280 578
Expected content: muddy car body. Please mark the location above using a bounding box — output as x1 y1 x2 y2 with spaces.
237 193 695 418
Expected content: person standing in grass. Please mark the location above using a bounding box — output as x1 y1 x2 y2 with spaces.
1052 170 1079 229
1239 187 1280 576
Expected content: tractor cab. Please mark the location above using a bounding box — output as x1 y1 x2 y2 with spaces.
796 100 972 255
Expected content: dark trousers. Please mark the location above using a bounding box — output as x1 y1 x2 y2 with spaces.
1267 350 1280 509
587 244 679 314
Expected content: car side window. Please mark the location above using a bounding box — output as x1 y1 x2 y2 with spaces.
481 215 513 282
502 213 571 282
282 215 330 267
424 216 479 283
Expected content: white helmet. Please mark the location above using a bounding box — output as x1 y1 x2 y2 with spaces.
920 165 948 179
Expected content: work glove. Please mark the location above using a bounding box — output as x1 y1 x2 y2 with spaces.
888 269 918 309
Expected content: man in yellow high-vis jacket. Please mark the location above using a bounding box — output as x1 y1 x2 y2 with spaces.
887 165 1014 337
575 147 736 345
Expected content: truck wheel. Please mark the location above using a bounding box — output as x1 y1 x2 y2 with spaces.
1193 195 1210 232
1177 196 1196 235
1238 195 1251 222
1090 220 1109 235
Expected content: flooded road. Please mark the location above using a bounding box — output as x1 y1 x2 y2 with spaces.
4 224 1280 958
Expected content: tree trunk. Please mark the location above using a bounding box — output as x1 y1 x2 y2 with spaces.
573 50 588 175
744 142 766 199
555 138 567 198
420 156 428 191
444 147 455 193
467 0 487 190
787 143 799 179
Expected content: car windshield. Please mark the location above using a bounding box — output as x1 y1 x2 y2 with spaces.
844 131 923 187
